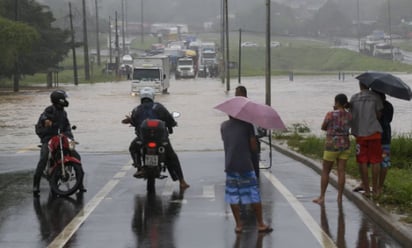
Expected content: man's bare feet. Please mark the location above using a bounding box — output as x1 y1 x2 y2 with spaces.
312 197 324 205
179 180 190 189
257 224 273 233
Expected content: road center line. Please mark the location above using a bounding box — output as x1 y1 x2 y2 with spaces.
47 179 119 248
262 170 337 248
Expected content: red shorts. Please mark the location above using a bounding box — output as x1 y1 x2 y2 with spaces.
356 138 382 164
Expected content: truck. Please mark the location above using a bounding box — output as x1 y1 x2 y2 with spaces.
131 55 170 95
175 56 196 79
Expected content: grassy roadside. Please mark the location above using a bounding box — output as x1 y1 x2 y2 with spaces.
274 126 412 223
2 35 412 88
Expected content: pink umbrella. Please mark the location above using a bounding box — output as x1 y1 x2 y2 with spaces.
214 96 286 130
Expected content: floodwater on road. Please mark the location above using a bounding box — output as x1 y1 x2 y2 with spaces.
0 74 412 154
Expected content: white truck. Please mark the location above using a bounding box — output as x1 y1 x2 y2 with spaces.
175 57 196 79
131 55 170 95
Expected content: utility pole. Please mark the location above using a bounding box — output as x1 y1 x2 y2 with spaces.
220 0 225 85
224 0 230 92
121 0 126 55
141 0 144 43
265 0 271 106
13 0 19 92
82 0 90 80
387 0 393 58
357 0 361 53
69 2 79 85
109 16 112 64
238 28 242 84
115 11 120 76
95 0 101 65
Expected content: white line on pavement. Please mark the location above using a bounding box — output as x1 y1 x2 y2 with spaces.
262 170 337 248
47 179 119 248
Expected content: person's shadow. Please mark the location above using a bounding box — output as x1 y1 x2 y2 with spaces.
320 204 347 248
33 193 84 244
131 190 186 247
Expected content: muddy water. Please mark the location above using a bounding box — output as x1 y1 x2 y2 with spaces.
0 74 411 153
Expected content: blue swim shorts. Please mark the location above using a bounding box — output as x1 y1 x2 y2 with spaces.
225 171 261 205
381 144 391 168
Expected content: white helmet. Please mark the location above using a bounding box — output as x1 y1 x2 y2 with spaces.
139 87 155 102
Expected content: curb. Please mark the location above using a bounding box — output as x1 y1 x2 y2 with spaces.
269 142 412 247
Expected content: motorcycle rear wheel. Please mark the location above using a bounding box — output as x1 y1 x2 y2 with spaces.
50 162 83 196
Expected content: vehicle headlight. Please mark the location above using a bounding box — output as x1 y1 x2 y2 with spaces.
68 139 76 150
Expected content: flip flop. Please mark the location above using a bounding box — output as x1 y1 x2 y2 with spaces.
258 227 273 233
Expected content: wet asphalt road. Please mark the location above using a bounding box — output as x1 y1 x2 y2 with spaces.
0 77 406 247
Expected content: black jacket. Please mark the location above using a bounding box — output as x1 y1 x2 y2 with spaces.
130 101 177 135
35 105 73 143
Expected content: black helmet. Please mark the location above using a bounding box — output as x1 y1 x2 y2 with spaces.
50 90 69 107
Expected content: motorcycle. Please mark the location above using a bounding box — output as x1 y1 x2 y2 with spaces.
137 112 180 193
42 126 84 196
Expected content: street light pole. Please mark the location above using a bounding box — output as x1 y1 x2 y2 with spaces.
357 0 361 53
141 0 144 44
220 0 225 85
387 0 393 58
238 28 242 84
95 0 101 65
224 0 230 92
265 0 271 106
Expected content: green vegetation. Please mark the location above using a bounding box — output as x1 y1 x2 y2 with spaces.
3 33 412 88
275 124 412 222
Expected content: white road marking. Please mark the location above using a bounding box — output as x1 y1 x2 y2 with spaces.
262 170 337 248
47 179 119 248
113 171 127 178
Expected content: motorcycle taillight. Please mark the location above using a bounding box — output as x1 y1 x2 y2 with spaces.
147 142 157 148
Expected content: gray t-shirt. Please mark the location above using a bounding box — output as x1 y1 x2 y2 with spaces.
350 90 383 137
221 118 255 173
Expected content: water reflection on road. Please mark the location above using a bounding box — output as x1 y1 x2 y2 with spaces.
33 193 84 246
131 190 185 247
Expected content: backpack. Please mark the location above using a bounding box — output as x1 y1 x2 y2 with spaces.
132 102 158 127
35 106 56 138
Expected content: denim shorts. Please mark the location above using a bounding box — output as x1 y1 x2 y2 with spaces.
381 144 391 168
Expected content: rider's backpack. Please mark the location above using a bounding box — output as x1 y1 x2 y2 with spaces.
140 119 167 142
132 102 158 127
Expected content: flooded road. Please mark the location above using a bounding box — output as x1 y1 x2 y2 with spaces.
1 74 411 155
0 75 411 247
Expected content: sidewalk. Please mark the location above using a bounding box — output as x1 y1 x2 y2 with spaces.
270 140 412 247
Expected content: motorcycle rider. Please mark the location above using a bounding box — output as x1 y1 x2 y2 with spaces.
122 87 189 189
33 90 86 197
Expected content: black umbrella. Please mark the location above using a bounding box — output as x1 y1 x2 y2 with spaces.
356 71 412 101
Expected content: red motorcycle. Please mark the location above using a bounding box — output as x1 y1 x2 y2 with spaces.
43 127 84 196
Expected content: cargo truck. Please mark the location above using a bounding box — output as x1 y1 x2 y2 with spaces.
131 55 170 95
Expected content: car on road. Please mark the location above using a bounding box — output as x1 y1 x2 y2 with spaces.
270 41 281 48
241 41 258 47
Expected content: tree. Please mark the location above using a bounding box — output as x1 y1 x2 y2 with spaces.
0 0 71 91
306 0 352 37
0 17 39 74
